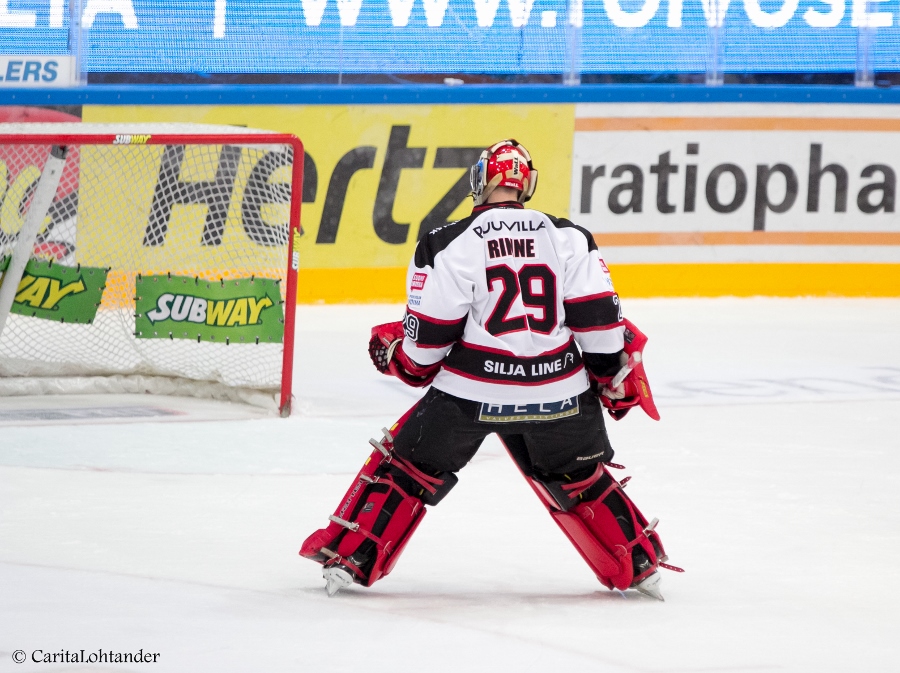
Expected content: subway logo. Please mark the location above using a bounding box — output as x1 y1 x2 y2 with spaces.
144 293 273 327
134 274 284 343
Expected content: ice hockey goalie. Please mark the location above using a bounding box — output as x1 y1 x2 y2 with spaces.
300 139 681 599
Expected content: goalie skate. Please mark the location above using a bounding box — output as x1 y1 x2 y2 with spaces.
633 571 664 601
323 565 355 597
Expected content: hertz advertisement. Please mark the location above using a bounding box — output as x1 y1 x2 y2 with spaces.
84 104 574 301
80 102 900 300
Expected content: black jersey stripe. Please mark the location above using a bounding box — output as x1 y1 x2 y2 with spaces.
442 338 583 385
404 309 467 348
545 214 598 252
564 292 623 330
414 214 476 268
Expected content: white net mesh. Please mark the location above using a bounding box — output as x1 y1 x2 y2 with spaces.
0 124 300 412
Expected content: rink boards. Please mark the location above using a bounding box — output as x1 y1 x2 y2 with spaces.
6 90 900 299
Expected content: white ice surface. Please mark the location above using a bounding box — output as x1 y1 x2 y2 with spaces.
2 298 900 672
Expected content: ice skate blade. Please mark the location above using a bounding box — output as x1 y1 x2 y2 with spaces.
634 572 665 601
323 566 354 597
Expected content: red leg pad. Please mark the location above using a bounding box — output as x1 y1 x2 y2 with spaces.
381 506 427 578
570 500 636 590
332 492 424 586
300 406 420 567
497 436 673 591
508 458 665 590
517 471 637 591
299 444 428 586
572 483 666 589
299 447 384 562
549 511 623 589
300 410 447 589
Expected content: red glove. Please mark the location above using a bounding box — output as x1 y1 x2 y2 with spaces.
592 319 660 421
368 321 440 388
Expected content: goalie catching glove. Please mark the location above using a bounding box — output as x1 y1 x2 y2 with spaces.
591 319 660 421
368 321 440 388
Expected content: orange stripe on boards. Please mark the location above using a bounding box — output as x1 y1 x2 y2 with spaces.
574 118 900 132
593 232 900 247
609 263 900 298
295 264 900 302
297 267 407 304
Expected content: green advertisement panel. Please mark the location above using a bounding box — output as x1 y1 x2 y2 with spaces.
0 256 107 323
135 275 284 343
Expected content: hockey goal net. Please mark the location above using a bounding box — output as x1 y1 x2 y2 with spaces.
0 123 303 416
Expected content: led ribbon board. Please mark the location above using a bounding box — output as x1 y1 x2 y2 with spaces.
2 0 897 74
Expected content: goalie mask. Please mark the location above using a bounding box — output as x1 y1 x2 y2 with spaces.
470 139 538 206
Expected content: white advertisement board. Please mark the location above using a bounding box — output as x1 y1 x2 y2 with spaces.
571 104 900 264
0 56 76 87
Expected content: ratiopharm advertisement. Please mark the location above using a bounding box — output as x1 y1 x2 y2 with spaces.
570 103 900 296
4 101 897 299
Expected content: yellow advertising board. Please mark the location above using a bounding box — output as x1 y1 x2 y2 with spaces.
84 104 574 302
81 103 900 300
77 143 288 275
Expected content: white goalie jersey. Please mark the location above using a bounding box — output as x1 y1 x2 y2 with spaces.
401 202 625 404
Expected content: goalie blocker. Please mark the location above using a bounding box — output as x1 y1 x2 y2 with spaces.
591 319 661 422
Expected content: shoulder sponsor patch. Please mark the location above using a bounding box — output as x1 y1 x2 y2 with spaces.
599 258 610 274
411 273 427 291
476 397 580 423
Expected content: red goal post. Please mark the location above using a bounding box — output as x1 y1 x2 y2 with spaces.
0 123 304 416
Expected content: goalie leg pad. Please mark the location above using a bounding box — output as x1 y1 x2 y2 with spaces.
500 435 666 591
568 467 667 590
329 477 425 586
300 428 458 588
530 465 636 589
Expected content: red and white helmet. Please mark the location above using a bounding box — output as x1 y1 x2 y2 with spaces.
470 139 538 206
